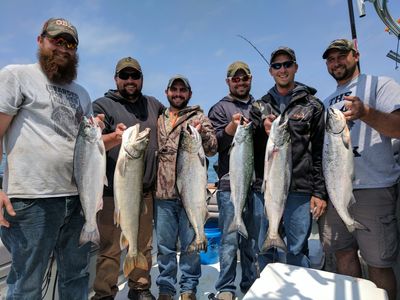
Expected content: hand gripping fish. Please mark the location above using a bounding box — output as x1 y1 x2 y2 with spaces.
114 124 151 277
261 115 291 253
73 116 107 246
323 108 367 232
176 124 210 252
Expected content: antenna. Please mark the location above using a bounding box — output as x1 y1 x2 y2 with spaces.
237 34 270 66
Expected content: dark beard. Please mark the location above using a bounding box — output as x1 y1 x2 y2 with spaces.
38 47 78 85
330 63 357 82
168 98 189 110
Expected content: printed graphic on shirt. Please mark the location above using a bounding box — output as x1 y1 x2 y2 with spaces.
47 85 84 141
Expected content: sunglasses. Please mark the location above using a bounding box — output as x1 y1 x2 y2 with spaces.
270 60 296 70
229 74 252 83
45 35 77 50
118 71 142 80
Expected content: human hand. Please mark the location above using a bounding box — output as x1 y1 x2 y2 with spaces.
263 114 277 135
192 120 202 132
0 190 15 227
94 114 106 130
310 196 327 220
114 123 127 141
225 113 248 136
343 96 368 121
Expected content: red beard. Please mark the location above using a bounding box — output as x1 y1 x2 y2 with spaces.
38 47 79 85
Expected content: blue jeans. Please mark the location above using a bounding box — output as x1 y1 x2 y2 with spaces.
155 199 201 296
215 191 257 294
1 196 91 300
258 192 312 268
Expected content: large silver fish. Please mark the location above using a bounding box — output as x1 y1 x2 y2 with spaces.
261 115 291 253
114 124 151 277
226 118 254 238
73 116 107 246
323 108 366 232
176 124 210 252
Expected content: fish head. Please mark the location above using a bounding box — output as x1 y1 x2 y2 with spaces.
326 108 346 134
78 116 102 143
121 124 150 158
234 121 253 144
270 116 290 146
180 124 202 153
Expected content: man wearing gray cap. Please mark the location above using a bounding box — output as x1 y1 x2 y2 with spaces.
320 38 400 300
208 61 258 300
91 57 164 300
0 17 93 299
251 46 327 270
154 75 217 300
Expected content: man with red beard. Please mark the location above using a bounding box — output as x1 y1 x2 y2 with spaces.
91 57 164 300
0 18 93 299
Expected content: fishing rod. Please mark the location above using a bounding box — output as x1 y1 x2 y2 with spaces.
348 0 362 72
237 34 270 66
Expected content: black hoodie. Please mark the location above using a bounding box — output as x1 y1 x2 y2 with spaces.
93 90 164 196
250 83 327 200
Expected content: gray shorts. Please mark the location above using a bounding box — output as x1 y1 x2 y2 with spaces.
319 186 399 268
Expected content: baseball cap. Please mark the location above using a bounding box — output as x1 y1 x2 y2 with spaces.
270 47 296 63
167 75 191 91
41 18 78 44
115 57 142 74
322 39 357 59
227 61 251 78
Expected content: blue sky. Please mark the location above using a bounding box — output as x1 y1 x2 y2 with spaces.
1 0 399 113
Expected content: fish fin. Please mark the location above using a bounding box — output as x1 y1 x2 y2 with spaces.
204 211 211 224
96 198 103 213
188 234 208 252
136 252 148 270
227 217 248 239
120 233 129 250
349 193 356 206
198 152 205 167
342 126 351 149
220 173 230 181
346 220 369 233
114 209 121 226
260 232 287 253
117 156 127 177
103 175 108 187
79 223 100 246
123 254 135 277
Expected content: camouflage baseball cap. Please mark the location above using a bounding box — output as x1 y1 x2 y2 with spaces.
41 18 78 44
115 57 142 74
270 47 296 63
227 61 251 78
167 75 191 91
322 39 357 59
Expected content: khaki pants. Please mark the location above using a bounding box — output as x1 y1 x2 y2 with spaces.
92 192 154 299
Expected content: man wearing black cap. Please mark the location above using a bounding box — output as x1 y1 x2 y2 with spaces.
250 47 327 270
154 75 217 300
320 38 400 300
0 17 93 299
208 61 258 300
91 57 164 300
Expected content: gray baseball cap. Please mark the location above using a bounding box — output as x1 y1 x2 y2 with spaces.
167 75 191 91
270 46 296 63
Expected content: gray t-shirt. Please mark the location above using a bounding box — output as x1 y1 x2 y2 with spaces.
324 74 400 189
0 63 92 198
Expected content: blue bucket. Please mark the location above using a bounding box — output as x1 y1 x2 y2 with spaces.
200 220 221 265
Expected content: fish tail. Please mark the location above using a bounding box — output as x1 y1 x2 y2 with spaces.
136 252 148 270
79 223 100 246
347 220 369 233
123 254 136 277
260 234 287 253
188 235 208 252
227 218 248 239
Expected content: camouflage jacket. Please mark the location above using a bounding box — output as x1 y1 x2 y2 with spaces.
155 105 217 199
